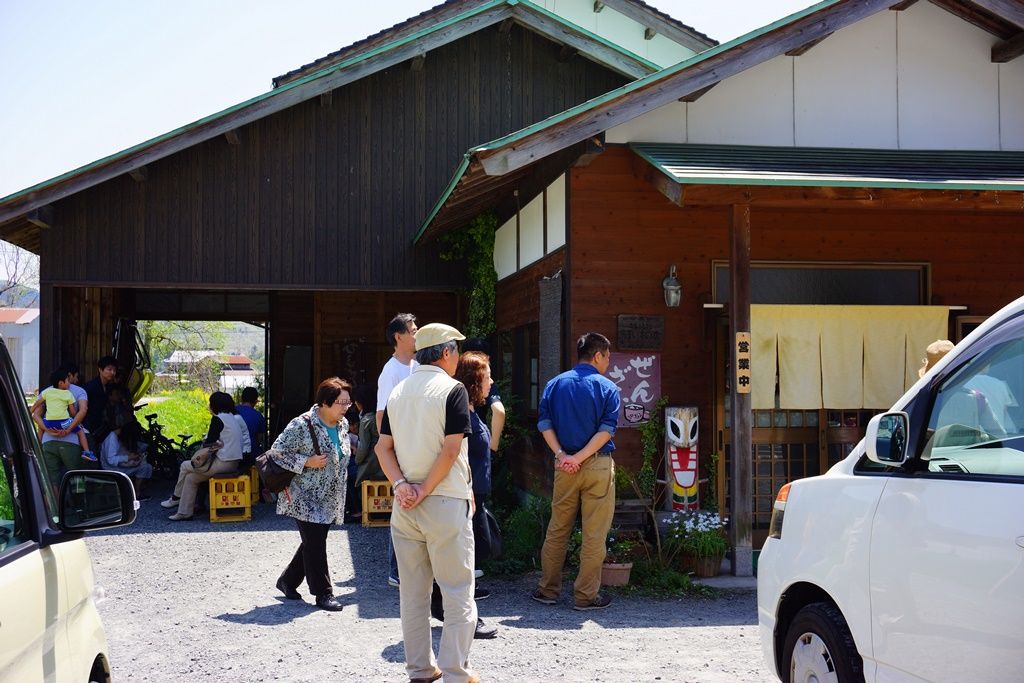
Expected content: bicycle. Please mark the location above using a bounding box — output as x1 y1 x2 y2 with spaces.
140 412 201 479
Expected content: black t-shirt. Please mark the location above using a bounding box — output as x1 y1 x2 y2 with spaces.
380 384 472 437
82 377 109 432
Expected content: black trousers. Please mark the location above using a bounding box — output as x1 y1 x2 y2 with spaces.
280 519 332 597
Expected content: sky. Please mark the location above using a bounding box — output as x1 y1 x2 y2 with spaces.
0 0 811 198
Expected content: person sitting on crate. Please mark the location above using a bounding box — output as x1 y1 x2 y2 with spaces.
161 391 245 521
100 417 153 501
271 377 352 612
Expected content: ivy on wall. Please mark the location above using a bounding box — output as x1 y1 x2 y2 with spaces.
441 212 498 338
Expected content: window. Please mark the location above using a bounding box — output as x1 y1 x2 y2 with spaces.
922 336 1024 477
0 409 29 553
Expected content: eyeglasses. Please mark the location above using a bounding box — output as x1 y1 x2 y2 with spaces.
335 400 353 408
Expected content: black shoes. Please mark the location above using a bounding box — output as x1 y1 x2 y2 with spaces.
530 589 557 605
276 578 301 600
474 587 490 600
315 594 344 612
474 618 498 639
573 593 612 611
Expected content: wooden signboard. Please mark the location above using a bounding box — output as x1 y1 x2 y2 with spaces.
735 332 751 394
617 315 664 350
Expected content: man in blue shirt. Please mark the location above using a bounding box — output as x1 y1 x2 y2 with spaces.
532 332 620 611
236 387 267 463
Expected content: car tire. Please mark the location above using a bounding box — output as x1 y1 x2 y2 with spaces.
782 602 864 683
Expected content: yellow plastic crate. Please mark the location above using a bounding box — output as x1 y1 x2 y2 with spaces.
360 480 394 528
249 465 260 505
209 474 252 523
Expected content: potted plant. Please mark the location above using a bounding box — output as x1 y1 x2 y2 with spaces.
666 509 729 578
601 529 641 586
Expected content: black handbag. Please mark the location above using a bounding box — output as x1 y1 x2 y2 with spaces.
256 417 320 493
473 503 503 561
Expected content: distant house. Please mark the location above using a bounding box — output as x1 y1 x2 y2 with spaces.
0 308 40 393
162 350 257 391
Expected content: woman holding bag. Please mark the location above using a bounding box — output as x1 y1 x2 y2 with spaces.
272 377 351 612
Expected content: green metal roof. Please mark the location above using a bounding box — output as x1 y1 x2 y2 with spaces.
630 143 1024 191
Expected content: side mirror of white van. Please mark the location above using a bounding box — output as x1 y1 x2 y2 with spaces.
865 411 910 465
57 470 138 532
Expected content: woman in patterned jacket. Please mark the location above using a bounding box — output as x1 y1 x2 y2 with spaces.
273 377 352 611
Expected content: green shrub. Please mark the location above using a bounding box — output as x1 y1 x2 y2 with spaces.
484 493 550 575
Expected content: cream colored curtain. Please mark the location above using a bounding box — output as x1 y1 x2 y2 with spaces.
751 305 948 410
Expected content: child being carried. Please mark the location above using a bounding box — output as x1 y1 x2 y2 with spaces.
38 368 97 462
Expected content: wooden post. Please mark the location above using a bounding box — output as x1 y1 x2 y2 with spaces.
729 203 754 577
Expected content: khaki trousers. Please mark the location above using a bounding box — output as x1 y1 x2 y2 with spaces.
391 495 477 683
538 455 616 604
172 457 238 516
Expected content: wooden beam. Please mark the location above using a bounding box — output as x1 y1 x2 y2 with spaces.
785 32 833 56
676 183 1024 212
509 4 654 79
599 0 716 52
410 54 426 71
929 0 1019 38
498 17 513 34
478 0 896 176
728 202 753 577
889 0 918 9
677 82 718 102
993 30 1024 62
128 166 148 182
968 0 1024 30
0 3 515 225
27 205 54 229
224 129 242 145
558 44 578 62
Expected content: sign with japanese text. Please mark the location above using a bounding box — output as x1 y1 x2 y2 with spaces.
617 315 664 350
608 352 661 427
735 332 751 394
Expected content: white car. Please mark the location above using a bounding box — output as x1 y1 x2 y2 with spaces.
0 342 137 682
758 295 1024 683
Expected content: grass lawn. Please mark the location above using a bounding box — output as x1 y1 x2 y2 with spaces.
137 389 211 442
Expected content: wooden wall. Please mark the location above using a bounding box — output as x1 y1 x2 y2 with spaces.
568 146 1024 472
495 249 565 331
38 24 624 291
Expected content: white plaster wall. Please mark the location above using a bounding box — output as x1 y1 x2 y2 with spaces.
520 193 545 267
687 56 795 146
494 217 517 280
546 175 567 251
547 0 695 67
897 1 1000 150
1001 58 1024 150
607 100 687 143
794 10 897 148
0 322 40 393
601 1 1017 151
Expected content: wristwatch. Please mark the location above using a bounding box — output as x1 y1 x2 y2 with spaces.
394 478 407 488
555 449 565 459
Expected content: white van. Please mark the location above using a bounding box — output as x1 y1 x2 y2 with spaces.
0 341 137 683
758 295 1024 683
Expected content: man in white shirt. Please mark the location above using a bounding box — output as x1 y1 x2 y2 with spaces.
376 313 417 587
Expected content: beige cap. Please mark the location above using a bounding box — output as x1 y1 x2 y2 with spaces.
414 323 466 351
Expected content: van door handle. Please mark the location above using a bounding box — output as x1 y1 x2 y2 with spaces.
1016 536 1024 549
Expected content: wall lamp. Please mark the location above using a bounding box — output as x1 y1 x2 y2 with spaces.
662 264 682 308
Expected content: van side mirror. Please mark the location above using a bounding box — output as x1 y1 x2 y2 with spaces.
865 412 910 465
58 470 138 532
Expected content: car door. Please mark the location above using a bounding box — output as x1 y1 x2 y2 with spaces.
869 322 1024 681
0 391 66 681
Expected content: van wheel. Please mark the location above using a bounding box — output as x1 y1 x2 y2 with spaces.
782 602 863 683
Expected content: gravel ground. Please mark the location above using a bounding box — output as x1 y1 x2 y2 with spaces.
86 484 776 683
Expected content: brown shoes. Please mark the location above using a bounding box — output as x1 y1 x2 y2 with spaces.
573 593 612 611
409 668 442 683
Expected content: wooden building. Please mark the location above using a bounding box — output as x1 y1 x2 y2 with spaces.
0 0 714 431
418 0 1024 573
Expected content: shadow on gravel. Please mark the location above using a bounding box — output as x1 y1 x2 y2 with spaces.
494 597 757 630
381 628 446 663
214 599 322 626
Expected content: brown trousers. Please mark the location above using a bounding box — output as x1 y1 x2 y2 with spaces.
537 455 615 604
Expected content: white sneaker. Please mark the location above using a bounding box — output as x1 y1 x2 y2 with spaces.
388 576 400 588
474 569 484 578
160 497 180 509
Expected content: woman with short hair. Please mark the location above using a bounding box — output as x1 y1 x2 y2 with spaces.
272 377 352 612
162 391 245 520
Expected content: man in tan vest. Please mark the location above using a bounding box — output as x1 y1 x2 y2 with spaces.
375 323 479 683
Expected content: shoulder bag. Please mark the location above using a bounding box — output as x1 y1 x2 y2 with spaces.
256 417 321 493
